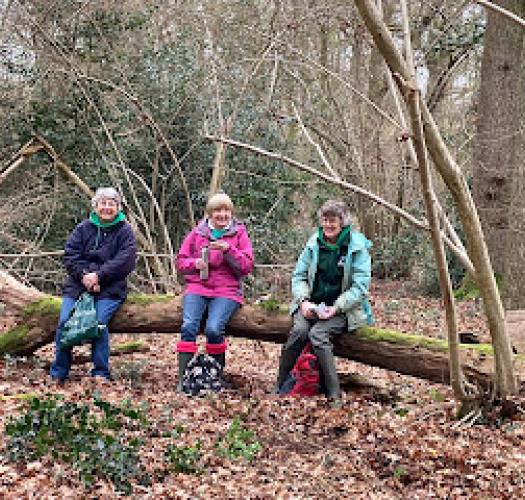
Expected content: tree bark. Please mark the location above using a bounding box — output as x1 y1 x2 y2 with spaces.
399 0 468 401
405 85 467 399
473 0 525 308
0 271 495 389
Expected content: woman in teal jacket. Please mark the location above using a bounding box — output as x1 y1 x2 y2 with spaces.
274 200 373 403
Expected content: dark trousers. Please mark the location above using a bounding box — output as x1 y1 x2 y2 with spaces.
284 311 347 354
276 311 347 391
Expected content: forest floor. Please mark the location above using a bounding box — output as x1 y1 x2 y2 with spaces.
1 279 524 499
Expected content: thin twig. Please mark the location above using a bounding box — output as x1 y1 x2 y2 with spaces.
291 102 340 180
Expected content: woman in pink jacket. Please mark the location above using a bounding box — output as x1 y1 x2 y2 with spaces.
175 193 254 389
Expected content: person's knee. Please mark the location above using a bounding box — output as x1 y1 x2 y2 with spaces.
308 329 331 350
57 298 75 328
286 324 309 347
181 310 201 336
181 317 199 331
204 324 224 344
96 300 122 325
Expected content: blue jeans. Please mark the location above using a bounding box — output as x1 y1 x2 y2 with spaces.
49 296 123 380
181 294 240 344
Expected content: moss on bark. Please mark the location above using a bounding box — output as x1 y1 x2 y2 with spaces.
23 297 62 317
125 294 175 305
356 326 494 355
112 341 145 352
0 326 30 354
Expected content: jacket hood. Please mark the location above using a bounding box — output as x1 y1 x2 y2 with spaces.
195 218 243 238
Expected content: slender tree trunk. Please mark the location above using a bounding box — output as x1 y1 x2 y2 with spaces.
208 117 231 197
398 0 468 400
354 0 518 396
407 87 467 400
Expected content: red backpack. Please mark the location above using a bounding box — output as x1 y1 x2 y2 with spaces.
280 343 321 396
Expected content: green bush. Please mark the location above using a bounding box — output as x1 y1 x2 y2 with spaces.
372 232 422 279
419 244 466 298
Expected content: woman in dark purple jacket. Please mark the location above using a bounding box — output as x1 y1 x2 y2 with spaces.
50 187 136 383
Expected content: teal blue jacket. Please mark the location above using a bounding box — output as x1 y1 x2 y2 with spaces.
290 229 374 330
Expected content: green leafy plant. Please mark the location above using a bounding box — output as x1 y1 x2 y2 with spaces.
215 417 262 463
372 232 422 280
394 407 409 417
257 296 282 312
3 394 149 494
161 423 184 439
394 465 406 479
428 388 445 402
164 441 202 473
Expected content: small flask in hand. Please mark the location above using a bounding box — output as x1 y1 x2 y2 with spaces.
200 246 209 280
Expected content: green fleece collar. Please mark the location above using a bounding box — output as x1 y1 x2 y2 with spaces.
317 226 351 251
211 228 227 239
207 219 229 239
89 211 125 228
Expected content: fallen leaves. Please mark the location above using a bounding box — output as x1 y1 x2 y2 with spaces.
0 280 524 498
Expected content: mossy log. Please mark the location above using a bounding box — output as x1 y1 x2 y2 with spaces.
1 271 495 387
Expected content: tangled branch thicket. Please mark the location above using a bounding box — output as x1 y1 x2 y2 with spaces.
1 0 484 296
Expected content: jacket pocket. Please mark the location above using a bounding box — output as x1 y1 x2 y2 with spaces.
346 304 367 331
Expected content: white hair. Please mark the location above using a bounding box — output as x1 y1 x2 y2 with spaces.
318 200 353 227
91 187 122 210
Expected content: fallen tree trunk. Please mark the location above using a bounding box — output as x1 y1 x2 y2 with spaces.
0 271 497 388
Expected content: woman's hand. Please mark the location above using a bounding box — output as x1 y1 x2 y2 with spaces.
82 272 100 292
195 258 207 270
317 305 337 320
300 300 317 319
209 240 229 252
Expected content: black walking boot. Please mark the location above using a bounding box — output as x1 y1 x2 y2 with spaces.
177 351 194 392
209 352 225 372
272 344 304 394
315 348 341 405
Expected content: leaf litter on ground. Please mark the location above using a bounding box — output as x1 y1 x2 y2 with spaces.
1 279 524 498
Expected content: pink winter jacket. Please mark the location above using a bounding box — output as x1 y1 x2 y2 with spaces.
176 218 254 304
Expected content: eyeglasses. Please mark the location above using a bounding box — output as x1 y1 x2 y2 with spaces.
321 216 340 225
97 200 118 208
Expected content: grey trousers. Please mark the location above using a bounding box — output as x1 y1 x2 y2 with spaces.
284 310 347 354
275 310 347 392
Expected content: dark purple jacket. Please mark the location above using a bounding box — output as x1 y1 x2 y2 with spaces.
62 219 137 300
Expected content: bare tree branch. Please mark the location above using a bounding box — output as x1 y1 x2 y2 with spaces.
355 0 517 397
475 0 525 29
291 102 341 180
204 134 474 274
